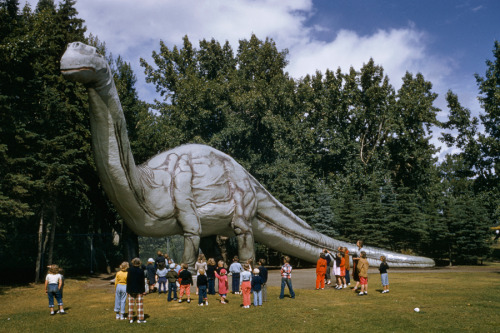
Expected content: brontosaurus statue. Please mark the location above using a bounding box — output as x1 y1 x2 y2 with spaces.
60 42 435 270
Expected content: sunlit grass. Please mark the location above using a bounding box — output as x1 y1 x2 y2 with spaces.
0 264 499 332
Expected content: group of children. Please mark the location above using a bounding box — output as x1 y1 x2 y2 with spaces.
315 240 390 296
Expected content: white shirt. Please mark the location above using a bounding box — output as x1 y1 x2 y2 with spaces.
46 273 61 284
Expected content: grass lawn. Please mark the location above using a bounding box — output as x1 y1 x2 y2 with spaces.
0 264 499 333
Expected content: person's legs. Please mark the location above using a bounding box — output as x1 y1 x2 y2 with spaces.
285 278 295 298
279 277 286 299
253 290 258 306
127 294 136 321
136 294 144 321
345 269 350 285
262 283 267 302
257 290 262 306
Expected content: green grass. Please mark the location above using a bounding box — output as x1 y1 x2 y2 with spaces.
1 265 499 333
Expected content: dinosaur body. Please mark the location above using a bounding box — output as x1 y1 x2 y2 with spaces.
60 42 435 270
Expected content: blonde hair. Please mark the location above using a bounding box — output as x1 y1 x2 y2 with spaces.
380 255 386 262
181 263 188 269
131 258 141 267
198 254 206 262
207 258 216 266
48 264 59 274
120 261 129 271
199 268 205 275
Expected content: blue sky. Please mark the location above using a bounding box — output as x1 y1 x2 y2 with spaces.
23 0 500 158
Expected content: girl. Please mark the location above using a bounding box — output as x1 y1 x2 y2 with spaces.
178 263 193 303
251 268 263 307
194 254 207 295
45 265 65 315
240 263 252 308
126 258 147 323
357 251 369 296
156 261 168 294
206 258 217 295
146 258 156 293
114 261 128 320
316 253 327 290
214 268 229 304
229 256 242 294
379 255 390 293
197 268 208 306
352 240 363 291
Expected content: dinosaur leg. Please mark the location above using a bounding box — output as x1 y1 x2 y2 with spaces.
231 185 257 263
174 155 201 272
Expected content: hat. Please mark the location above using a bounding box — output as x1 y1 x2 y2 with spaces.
148 258 154 263
170 263 176 269
253 268 260 274
220 268 227 274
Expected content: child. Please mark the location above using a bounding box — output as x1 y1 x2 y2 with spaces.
195 254 207 295
197 268 209 306
379 255 390 293
343 247 351 286
316 253 327 290
114 261 129 320
214 268 229 304
279 256 295 299
229 256 242 294
357 251 369 296
45 264 65 315
352 240 363 291
126 258 147 323
251 268 263 307
339 250 346 289
257 259 268 302
146 258 156 293
323 249 333 285
166 263 179 301
156 261 168 294
206 258 217 295
178 263 193 303
240 263 252 308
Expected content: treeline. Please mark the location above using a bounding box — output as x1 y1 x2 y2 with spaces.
0 1 498 282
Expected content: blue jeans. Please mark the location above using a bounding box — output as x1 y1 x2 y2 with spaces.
231 273 240 293
198 285 207 304
253 290 262 306
47 284 63 307
158 277 167 293
114 284 127 313
279 277 295 299
208 278 216 295
345 269 350 284
168 282 178 301
381 273 389 286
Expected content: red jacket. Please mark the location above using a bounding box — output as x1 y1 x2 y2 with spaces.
316 258 327 274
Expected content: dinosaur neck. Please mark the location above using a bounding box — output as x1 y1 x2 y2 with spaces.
87 81 145 227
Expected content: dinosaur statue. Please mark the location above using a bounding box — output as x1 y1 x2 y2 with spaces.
60 42 435 270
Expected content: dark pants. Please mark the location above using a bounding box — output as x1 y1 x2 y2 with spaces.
345 269 351 284
231 273 240 293
158 277 167 293
198 285 207 304
167 282 177 301
208 278 216 295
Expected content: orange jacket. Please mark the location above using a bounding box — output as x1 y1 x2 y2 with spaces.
316 258 327 274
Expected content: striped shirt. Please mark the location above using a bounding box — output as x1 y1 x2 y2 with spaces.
281 263 292 278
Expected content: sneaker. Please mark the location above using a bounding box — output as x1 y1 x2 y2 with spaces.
59 310 66 315
50 312 55 316
343 285 347 288
178 299 182 303
116 314 120 320
358 292 364 296
129 320 134 323
187 299 191 303
120 314 125 320
198 303 204 306
205 301 209 306
137 320 147 324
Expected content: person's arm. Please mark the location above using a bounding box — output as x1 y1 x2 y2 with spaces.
45 278 48 293
58 276 62 290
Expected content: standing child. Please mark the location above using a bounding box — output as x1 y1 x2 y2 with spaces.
197 269 209 306
166 263 179 301
229 256 242 294
146 258 156 293
251 268 263 307
279 256 295 299
257 259 268 302
357 251 369 296
194 254 207 295
126 258 147 323
379 256 390 293
114 261 129 320
178 263 193 303
316 253 327 290
339 249 346 289
156 262 168 294
240 264 252 308
214 268 229 304
333 250 342 289
352 240 363 291
206 258 216 295
343 247 351 286
45 265 65 315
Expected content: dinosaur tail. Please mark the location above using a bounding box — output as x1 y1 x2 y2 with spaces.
251 180 435 268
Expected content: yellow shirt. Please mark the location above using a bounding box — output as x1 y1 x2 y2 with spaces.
115 270 128 287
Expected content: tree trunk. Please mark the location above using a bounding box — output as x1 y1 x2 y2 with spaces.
47 205 57 266
122 222 138 261
35 210 45 283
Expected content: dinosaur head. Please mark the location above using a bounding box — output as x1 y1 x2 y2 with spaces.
60 42 110 86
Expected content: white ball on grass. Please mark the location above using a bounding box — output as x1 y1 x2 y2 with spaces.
414 307 420 312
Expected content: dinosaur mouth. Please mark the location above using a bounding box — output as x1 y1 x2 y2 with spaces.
61 67 96 73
